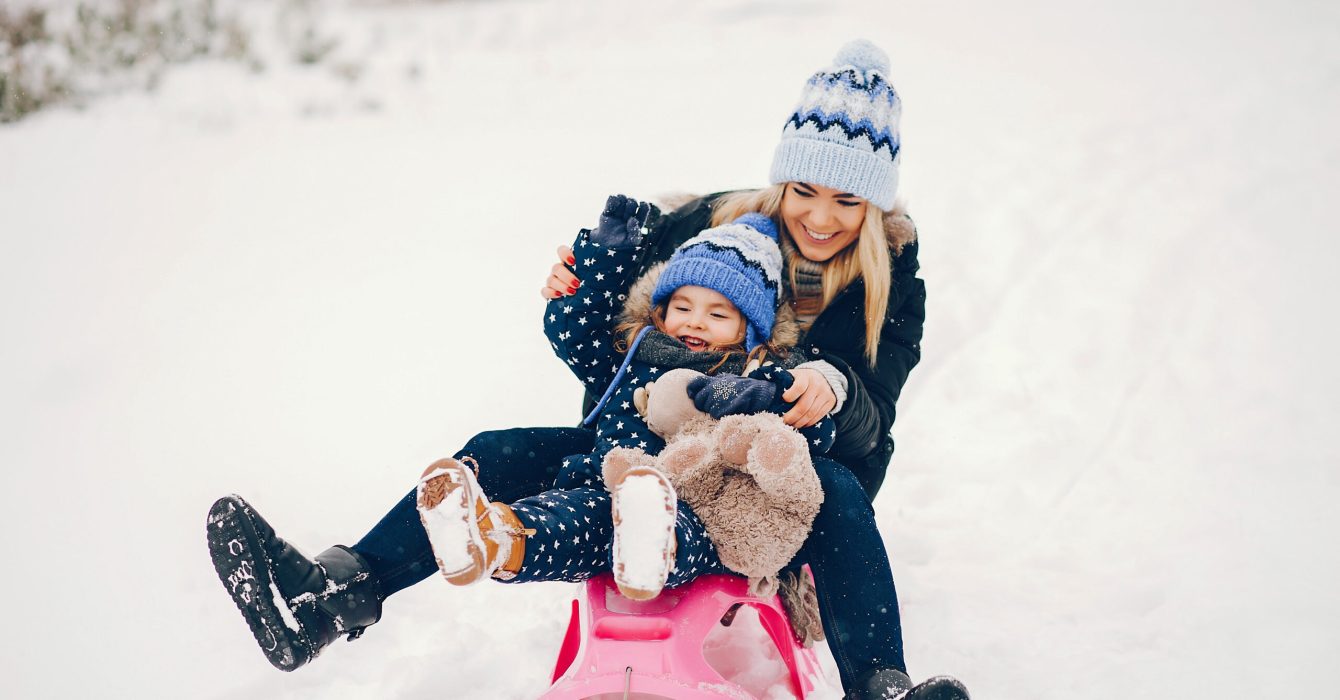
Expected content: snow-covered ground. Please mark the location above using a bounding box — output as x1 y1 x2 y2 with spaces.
2 0 1338 698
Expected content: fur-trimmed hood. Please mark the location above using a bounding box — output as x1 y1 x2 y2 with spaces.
882 201 917 257
620 261 803 351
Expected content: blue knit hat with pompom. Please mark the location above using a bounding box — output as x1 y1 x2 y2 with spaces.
652 213 783 352
770 39 901 210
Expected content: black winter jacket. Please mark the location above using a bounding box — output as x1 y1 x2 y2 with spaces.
582 192 926 500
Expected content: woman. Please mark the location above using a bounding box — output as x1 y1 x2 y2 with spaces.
207 40 968 700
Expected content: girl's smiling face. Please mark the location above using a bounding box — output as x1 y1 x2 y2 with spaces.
662 285 745 351
779 181 867 262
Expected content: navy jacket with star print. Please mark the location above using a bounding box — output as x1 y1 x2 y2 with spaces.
544 228 835 490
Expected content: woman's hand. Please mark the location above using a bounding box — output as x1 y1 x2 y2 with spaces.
541 245 580 300
780 368 837 428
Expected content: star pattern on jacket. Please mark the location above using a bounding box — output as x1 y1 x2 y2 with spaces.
496 487 726 586
542 230 671 489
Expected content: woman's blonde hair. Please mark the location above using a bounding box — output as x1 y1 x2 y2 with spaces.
711 184 894 366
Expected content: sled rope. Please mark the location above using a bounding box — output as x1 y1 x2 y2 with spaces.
582 326 652 427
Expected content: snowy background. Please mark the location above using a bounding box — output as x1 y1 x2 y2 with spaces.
2 0 1338 698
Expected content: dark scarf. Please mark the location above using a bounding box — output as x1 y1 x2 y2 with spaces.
634 330 752 376
779 237 825 328
779 236 825 303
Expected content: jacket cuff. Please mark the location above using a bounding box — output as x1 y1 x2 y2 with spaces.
795 360 848 413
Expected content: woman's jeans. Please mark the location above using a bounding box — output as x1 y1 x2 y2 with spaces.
350 427 906 688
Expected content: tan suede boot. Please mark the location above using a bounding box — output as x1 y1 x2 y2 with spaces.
416 457 533 585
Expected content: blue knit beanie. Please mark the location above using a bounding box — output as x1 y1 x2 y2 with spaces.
769 39 901 211
652 213 783 352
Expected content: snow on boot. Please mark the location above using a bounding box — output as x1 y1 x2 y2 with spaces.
846 668 970 700
206 495 383 672
610 465 678 601
417 457 532 585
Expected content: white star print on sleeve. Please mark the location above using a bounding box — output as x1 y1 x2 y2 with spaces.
542 227 644 394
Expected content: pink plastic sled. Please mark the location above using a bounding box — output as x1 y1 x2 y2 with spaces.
538 573 826 700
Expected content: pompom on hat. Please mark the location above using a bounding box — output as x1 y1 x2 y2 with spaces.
652 213 783 352
769 39 902 211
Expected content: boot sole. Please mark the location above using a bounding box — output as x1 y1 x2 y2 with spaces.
206 495 315 671
416 459 489 586
907 676 971 700
611 468 677 601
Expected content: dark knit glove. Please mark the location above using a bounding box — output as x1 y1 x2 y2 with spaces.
686 375 778 419
591 194 659 248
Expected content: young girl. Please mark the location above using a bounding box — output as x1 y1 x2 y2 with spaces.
414 199 834 600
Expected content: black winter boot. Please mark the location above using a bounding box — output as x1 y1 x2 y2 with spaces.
206 495 383 671
846 668 971 700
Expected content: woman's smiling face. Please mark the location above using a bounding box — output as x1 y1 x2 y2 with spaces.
779 181 867 262
662 285 745 351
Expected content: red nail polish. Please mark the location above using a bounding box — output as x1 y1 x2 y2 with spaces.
566 257 576 265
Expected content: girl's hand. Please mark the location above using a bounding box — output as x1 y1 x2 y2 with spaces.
780 368 837 428
541 245 581 300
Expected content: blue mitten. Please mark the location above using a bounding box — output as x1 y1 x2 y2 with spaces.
747 365 836 454
687 375 778 419
591 194 660 248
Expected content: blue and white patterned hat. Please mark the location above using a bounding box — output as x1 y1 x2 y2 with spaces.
769 39 901 211
652 213 783 351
